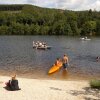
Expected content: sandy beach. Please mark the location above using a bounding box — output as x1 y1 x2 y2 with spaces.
0 76 99 100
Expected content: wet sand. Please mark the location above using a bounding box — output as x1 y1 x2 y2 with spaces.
0 67 100 81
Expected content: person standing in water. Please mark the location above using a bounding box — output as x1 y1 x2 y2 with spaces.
96 56 100 62
62 54 69 70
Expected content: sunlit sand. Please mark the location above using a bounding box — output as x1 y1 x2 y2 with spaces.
0 76 99 100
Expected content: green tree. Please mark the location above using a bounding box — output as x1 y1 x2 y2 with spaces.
96 20 100 36
0 26 8 35
81 21 96 36
0 4 100 36
0 26 9 35
40 25 50 35
64 23 73 35
9 23 24 35
52 20 65 35
70 21 80 35
30 24 40 35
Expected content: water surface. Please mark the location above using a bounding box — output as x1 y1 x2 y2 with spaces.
0 36 100 80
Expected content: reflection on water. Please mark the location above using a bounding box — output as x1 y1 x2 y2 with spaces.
62 69 68 79
0 36 100 80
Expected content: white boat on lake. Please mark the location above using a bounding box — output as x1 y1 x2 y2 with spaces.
33 41 51 50
80 37 91 41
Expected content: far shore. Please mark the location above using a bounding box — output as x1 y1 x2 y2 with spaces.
0 75 99 100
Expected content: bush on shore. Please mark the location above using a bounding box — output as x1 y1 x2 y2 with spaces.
90 80 100 89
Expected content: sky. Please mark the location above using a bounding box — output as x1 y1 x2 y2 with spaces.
0 0 100 11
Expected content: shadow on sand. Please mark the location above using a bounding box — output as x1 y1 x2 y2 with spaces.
68 87 100 100
3 86 21 91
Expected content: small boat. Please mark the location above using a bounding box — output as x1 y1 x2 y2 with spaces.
33 46 51 50
80 37 91 41
33 41 51 50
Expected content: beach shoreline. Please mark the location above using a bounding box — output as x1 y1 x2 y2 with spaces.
0 73 99 82
0 75 99 100
0 68 100 81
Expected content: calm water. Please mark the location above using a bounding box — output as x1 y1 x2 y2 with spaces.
0 36 100 80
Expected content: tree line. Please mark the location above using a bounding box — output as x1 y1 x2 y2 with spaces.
0 4 100 36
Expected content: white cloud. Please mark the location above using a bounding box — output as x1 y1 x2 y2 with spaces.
0 0 27 4
0 0 100 11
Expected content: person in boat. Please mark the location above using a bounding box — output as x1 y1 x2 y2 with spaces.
62 54 69 69
42 42 46 47
34 41 38 47
5 74 21 91
54 58 61 66
42 42 46 45
34 41 42 48
39 42 42 47
33 41 36 47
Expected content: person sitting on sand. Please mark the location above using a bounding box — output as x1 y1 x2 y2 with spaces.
62 54 69 69
5 74 21 91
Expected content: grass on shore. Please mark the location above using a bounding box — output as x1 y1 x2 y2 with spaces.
90 80 100 89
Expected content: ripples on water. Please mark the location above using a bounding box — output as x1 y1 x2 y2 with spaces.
0 36 100 80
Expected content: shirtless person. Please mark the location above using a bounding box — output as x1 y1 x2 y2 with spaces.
62 54 69 69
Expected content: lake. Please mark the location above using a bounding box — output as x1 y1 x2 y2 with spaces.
0 36 100 80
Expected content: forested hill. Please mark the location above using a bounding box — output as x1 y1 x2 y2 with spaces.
0 4 100 36
0 5 24 11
